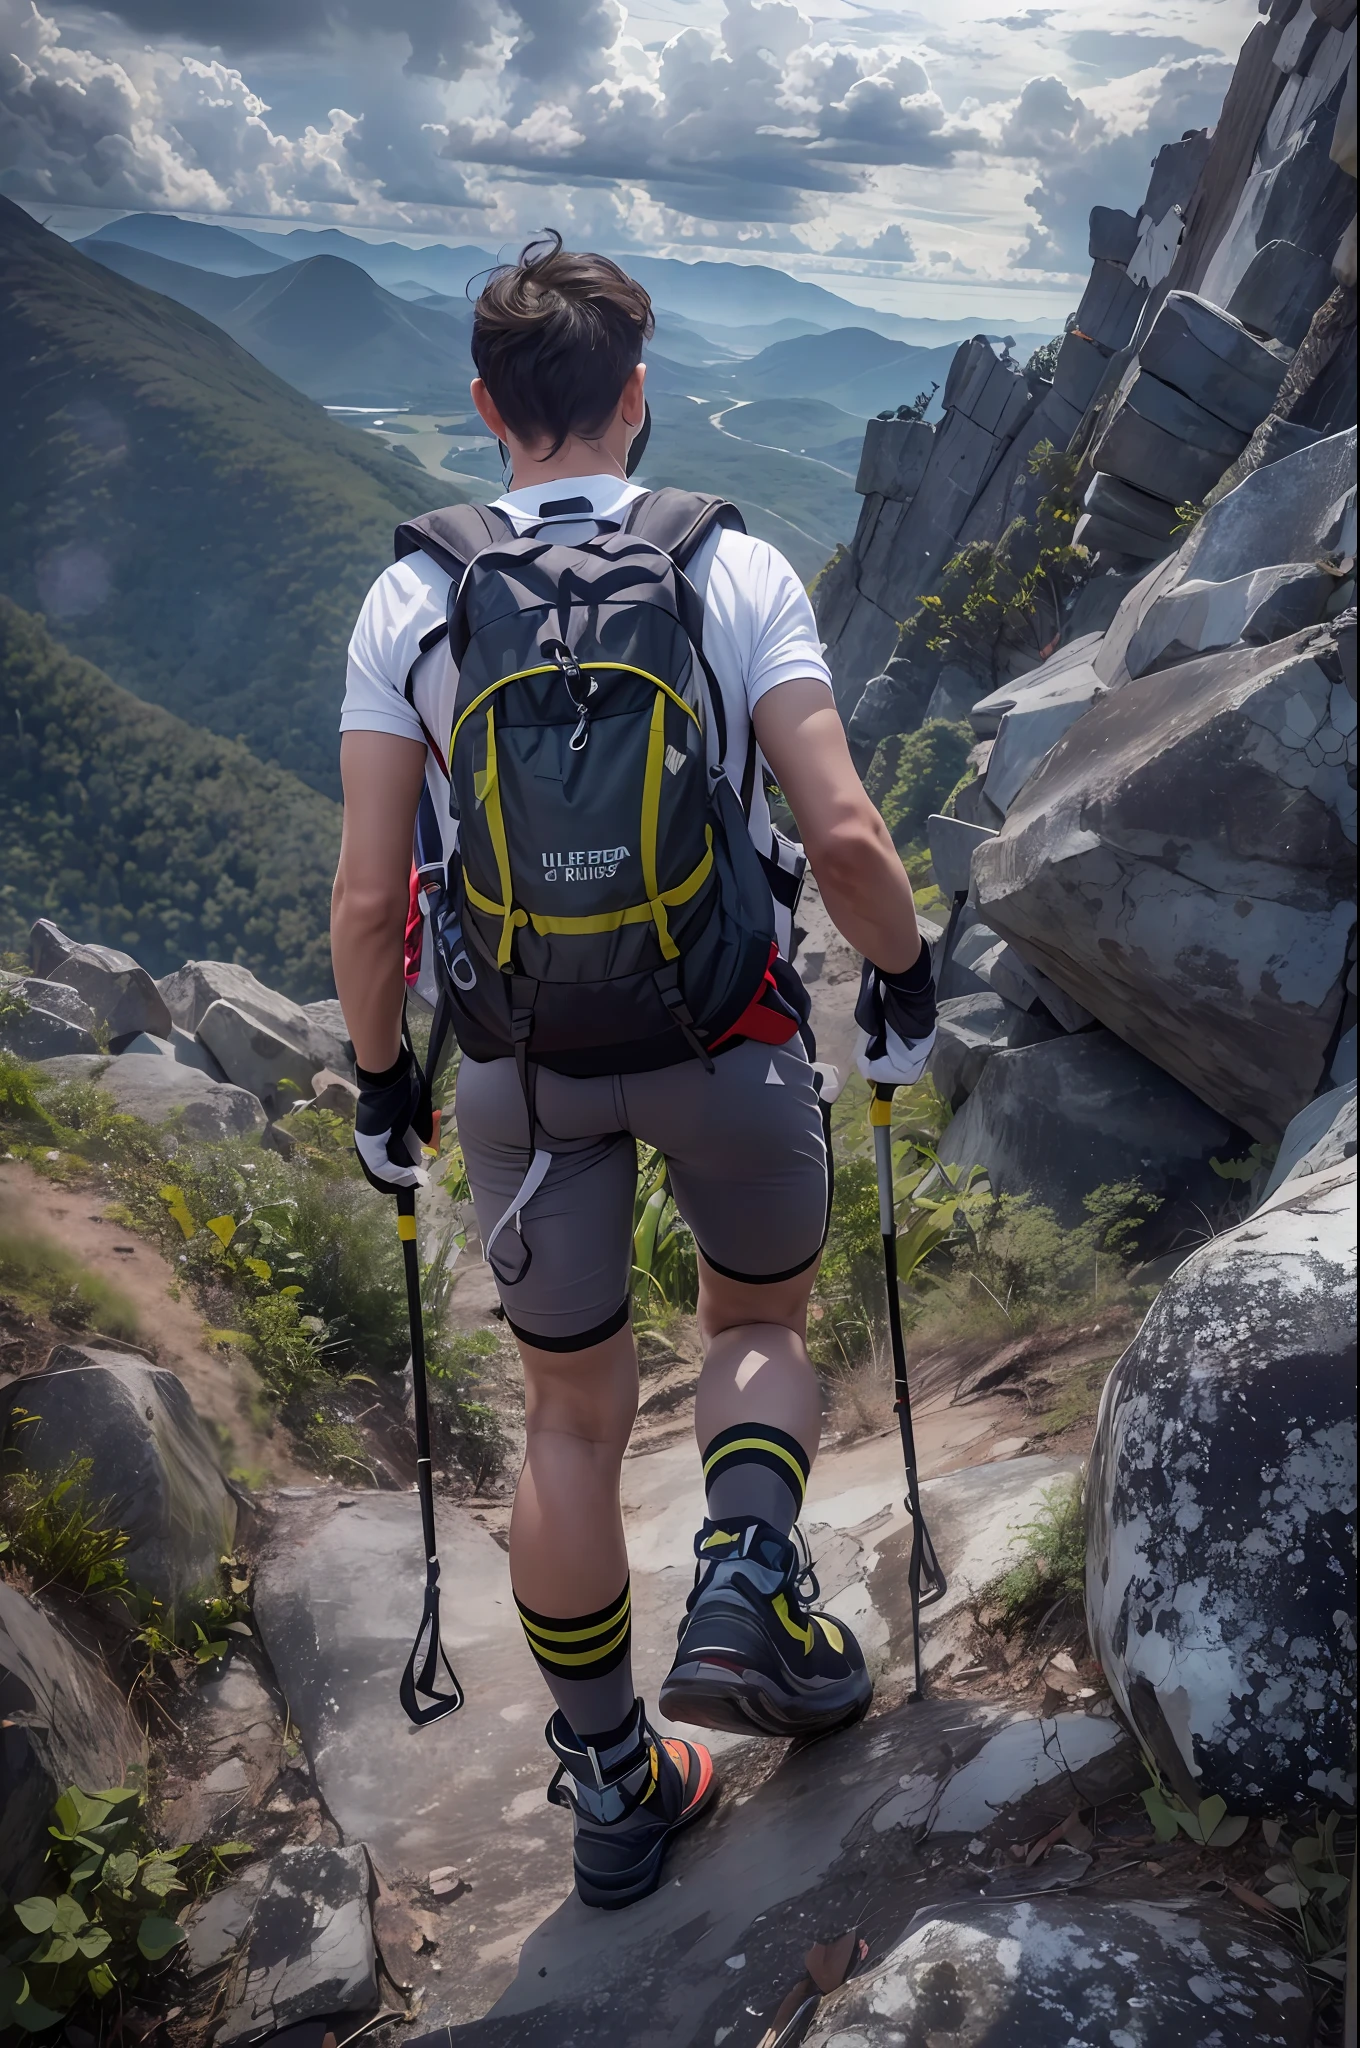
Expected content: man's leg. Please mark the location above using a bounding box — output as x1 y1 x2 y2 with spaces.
509 1326 639 1742
693 1261 821 1535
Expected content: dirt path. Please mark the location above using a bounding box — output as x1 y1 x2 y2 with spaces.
0 1161 308 1485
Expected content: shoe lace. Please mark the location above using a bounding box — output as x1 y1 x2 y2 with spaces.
686 1521 821 1614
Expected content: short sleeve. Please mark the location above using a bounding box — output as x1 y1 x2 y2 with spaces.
703 530 833 713
339 558 448 742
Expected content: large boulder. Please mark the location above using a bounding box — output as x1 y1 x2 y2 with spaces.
0 1584 148 1895
1261 1078 1357 1198
1086 1161 1356 1814
1125 561 1336 677
1174 425 1356 588
0 976 98 1060
94 1055 267 1140
1137 291 1289 434
934 1030 1241 1228
1 1350 237 1622
802 1897 1313 2046
196 1001 315 1117
1228 237 1339 347
980 658 1106 814
929 991 1059 1109
157 960 352 1077
968 634 1104 739
972 622 1356 1140
853 415 933 500
118 1025 227 1080
29 921 171 1042
215 1845 377 2045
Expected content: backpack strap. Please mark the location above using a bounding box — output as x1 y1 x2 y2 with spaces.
394 501 515 583
619 488 745 571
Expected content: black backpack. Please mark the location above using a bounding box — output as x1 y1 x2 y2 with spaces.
394 490 800 1094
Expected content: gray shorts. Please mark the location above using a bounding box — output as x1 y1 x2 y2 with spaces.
454 1038 830 1350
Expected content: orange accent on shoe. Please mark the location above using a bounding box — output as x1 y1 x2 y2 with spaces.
666 1737 714 1814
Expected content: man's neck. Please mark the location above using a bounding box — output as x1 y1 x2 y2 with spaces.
506 438 627 495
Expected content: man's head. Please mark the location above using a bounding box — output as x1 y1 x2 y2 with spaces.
470 231 653 481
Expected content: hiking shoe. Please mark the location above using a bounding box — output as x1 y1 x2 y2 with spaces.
545 1697 718 1909
659 1518 873 1739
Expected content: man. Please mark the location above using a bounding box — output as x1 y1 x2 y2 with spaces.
332 234 936 1910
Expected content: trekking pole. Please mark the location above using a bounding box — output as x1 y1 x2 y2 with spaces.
870 1082 947 1702
395 1185 465 1726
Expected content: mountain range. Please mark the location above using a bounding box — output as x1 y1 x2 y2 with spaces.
0 195 449 800
82 214 1057 351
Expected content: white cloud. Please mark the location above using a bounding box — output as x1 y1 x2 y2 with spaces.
830 220 918 260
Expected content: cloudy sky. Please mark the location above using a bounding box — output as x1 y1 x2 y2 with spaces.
2 0 1253 317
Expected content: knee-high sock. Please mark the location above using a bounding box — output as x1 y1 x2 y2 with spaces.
515 1580 635 1744
701 1422 810 1536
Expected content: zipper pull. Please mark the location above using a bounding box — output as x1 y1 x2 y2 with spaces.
543 638 595 751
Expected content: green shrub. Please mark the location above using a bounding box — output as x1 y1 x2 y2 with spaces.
0 1783 250 2035
874 721 975 849
0 1450 132 1602
981 1475 1086 1634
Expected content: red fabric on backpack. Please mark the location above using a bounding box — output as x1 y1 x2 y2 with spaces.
404 861 423 987
710 943 800 1050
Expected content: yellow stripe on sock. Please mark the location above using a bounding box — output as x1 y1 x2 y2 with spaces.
515 1589 631 1645
520 1615 633 1669
702 1435 807 1502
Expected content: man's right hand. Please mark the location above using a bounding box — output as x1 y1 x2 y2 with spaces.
354 1042 432 1191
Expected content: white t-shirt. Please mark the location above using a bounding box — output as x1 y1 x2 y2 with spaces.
339 472 832 864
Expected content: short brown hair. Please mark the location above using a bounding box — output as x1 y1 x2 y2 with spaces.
471 231 654 456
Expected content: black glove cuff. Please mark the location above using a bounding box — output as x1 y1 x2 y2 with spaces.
355 1044 412 1090
879 936 933 995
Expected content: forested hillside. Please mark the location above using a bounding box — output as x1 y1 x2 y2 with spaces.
0 197 453 800
0 598 340 998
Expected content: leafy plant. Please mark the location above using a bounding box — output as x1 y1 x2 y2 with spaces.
0 1445 131 1602
1140 1771 1250 1850
980 1475 1086 1635
632 1147 698 1321
1258 1811 1353 1984
877 385 940 424
0 1783 251 2034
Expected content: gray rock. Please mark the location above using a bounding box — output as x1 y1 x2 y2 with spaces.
967 935 1096 1032
923 663 983 724
846 666 930 751
1228 237 1338 346
1138 291 1289 434
94 1055 268 1140
157 960 352 1078
160 1656 287 1846
968 634 1105 739
1330 1022 1357 1087
853 415 933 500
1074 258 1148 350
1088 203 1140 264
182 1864 268 1977
972 627 1357 1140
1176 425 1356 587
1086 1161 1356 1813
1122 363 1251 461
215 1844 377 2044
0 985 98 1062
929 990 1060 1108
1262 1079 1357 1197
1083 471 1183 543
0 1584 148 1895
1089 397 1237 509
34 1053 110 1085
983 659 1106 813
309 1068 360 1117
29 920 171 1040
1 1350 236 1621
1205 414 1324 505
1062 567 1149 641
1074 508 1176 562
1126 562 1336 677
118 1025 228 1079
1143 128 1213 220
803 1897 1313 2047
1052 329 1111 412
925 813 996 900
935 1030 1240 1227
196 1000 315 1116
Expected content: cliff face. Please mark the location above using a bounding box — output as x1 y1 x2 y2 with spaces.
818 0 1356 719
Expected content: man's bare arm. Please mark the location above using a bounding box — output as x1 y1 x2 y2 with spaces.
753 678 921 974
331 731 428 1071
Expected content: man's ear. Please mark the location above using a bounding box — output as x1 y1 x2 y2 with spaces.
620 361 647 430
471 376 510 442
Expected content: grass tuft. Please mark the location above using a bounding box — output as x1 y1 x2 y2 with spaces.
0 1228 139 1340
